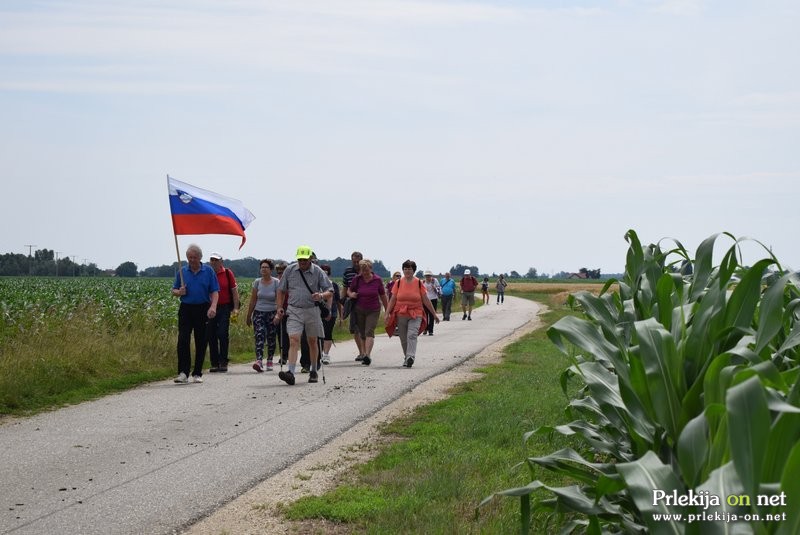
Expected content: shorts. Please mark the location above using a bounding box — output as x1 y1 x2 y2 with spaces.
461 291 475 306
286 306 324 339
355 307 380 339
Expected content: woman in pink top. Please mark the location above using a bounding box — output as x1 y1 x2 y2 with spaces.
385 259 439 368
347 259 389 366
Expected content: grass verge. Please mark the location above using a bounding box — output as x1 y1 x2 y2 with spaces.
281 291 580 533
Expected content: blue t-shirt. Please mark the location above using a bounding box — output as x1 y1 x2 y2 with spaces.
439 278 456 297
173 264 220 304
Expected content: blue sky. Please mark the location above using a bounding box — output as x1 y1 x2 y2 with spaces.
1 0 798 275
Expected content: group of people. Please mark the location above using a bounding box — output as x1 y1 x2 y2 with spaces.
170 244 508 385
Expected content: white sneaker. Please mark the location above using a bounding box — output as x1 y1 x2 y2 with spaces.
322 354 331 365
174 372 188 384
192 375 203 383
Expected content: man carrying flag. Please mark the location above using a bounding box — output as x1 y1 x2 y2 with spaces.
172 244 219 384
166 176 255 383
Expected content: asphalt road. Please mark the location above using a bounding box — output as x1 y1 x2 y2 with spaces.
0 296 541 535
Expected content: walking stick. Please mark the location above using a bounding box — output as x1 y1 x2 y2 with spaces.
278 317 284 373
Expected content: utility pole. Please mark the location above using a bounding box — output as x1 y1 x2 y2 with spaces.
55 251 62 277
24 244 36 275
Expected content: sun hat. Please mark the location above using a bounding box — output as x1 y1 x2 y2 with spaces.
295 245 313 260
424 270 433 276
464 269 471 275
209 252 222 260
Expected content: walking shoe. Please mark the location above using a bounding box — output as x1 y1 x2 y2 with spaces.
280 358 288 365
266 360 274 371
192 375 203 383
219 366 228 372
355 355 364 362
309 370 319 383
278 370 296 385
252 360 263 373
406 357 414 368
209 366 221 373
322 354 331 365
174 372 188 384
468 315 472 321
300 367 310 374
462 313 467 320
361 355 371 366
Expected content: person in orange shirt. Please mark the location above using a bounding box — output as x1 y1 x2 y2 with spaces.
385 259 439 368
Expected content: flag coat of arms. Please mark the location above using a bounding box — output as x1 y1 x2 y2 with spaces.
167 176 255 248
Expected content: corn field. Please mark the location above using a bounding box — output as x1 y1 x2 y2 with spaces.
484 230 800 534
0 276 252 413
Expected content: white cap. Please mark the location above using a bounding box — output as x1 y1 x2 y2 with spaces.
209 252 222 260
464 269 471 275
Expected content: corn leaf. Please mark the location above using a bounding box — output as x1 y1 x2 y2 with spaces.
726 376 770 499
677 412 709 487
696 462 749 535
617 450 686 535
548 317 630 384
756 273 791 355
724 258 773 333
527 448 612 485
634 318 685 440
776 441 800 535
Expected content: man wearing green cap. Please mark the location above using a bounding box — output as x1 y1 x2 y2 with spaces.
275 245 333 385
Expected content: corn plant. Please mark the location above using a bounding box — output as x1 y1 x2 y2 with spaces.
482 230 800 534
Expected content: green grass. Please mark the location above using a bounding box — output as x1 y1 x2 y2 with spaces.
281 292 579 533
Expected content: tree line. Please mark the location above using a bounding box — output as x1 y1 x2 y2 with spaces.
0 249 611 280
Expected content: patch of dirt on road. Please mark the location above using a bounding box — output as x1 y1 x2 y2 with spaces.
182 311 545 535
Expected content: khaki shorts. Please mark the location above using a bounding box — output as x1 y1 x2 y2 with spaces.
355 307 380 339
286 306 324 339
461 291 475 306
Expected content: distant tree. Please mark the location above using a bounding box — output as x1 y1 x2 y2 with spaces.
509 270 522 279
449 264 480 277
0 253 26 275
225 257 264 278
578 268 601 279
372 260 389 278
35 249 54 262
525 267 538 279
115 261 138 277
140 263 180 278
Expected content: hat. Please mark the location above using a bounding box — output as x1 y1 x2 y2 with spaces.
295 245 313 260
424 270 433 276
464 269 471 275
209 252 222 260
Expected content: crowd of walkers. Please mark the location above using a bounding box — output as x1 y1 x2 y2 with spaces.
170 244 505 386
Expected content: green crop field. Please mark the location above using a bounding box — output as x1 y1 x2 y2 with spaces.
0 276 253 413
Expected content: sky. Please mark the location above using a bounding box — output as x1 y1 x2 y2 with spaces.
1 0 798 276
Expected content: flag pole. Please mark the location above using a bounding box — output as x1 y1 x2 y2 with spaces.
167 174 185 287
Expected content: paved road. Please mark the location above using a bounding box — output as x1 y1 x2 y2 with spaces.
0 296 540 535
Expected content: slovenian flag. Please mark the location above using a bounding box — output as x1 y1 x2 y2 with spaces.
167 176 256 248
